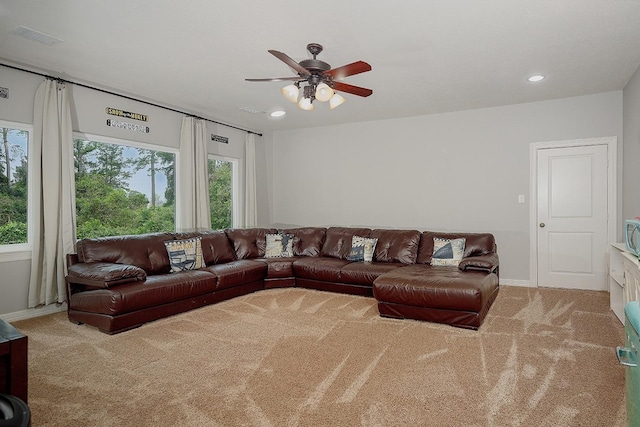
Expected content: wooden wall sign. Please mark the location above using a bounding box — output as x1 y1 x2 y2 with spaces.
211 134 229 144
106 119 150 134
105 107 148 122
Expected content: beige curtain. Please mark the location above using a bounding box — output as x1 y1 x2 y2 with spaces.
244 133 257 227
28 79 77 307
178 116 211 231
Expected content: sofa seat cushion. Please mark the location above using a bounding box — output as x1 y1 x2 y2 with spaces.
340 262 403 286
258 257 297 279
292 257 352 282
203 259 267 290
373 265 498 312
69 270 217 316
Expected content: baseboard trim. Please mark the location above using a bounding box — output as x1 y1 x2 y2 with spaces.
500 279 534 287
0 303 67 323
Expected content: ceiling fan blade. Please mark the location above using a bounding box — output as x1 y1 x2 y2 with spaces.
268 50 311 77
325 61 372 79
245 77 303 82
332 81 373 97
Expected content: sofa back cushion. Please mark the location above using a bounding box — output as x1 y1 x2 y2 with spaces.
225 228 276 259
370 229 421 264
174 231 236 265
77 232 174 275
280 227 326 257
416 231 496 264
321 227 371 259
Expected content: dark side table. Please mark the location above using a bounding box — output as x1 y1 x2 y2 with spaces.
0 319 28 403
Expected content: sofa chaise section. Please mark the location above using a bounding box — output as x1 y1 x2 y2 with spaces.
373 231 500 329
373 265 499 329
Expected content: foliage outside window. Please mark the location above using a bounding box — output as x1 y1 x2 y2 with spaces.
74 137 176 239
208 157 235 230
0 125 29 246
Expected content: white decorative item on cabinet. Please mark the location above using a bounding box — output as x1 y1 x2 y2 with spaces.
610 243 640 323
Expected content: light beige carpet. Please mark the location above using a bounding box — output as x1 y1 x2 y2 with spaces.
13 285 627 427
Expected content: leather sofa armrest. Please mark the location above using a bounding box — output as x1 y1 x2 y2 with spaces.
66 262 147 289
458 253 499 274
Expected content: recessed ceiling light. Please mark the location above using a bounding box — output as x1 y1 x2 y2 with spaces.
269 110 286 118
527 75 545 82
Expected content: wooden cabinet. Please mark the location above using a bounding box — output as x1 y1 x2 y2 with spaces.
0 319 27 403
610 243 640 324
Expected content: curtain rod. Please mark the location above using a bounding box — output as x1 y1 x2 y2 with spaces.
1 62 263 137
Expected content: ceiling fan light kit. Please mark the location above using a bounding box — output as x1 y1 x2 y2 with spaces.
281 84 299 103
298 97 314 111
314 83 334 102
329 93 346 110
246 43 372 112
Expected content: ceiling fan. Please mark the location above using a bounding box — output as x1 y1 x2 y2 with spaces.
245 43 373 110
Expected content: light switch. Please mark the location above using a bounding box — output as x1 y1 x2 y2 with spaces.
518 195 525 204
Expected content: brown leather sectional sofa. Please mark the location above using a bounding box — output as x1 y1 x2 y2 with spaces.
65 227 500 334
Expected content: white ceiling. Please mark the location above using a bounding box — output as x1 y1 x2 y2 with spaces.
1 1 640 134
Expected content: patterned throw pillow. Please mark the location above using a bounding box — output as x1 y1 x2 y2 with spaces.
265 233 294 258
431 237 466 267
347 236 378 262
164 237 205 272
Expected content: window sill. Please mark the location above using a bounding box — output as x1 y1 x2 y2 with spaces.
0 250 31 263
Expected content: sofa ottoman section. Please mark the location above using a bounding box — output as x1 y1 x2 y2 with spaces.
373 265 499 329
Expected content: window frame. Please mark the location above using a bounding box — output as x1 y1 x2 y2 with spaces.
0 120 34 260
208 154 239 229
73 132 179 237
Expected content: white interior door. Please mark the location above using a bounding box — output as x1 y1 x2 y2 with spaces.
536 144 609 290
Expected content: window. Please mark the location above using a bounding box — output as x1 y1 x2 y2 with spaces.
74 135 176 239
0 121 30 249
208 155 238 230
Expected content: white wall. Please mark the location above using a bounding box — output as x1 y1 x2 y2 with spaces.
624 65 640 221
0 66 269 315
268 91 624 282
0 63 629 313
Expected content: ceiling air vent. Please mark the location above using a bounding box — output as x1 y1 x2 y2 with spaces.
240 106 266 115
10 26 62 46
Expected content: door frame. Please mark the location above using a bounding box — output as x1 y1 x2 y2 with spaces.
529 136 618 287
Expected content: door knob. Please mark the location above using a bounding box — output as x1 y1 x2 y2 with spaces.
540 223 546 228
